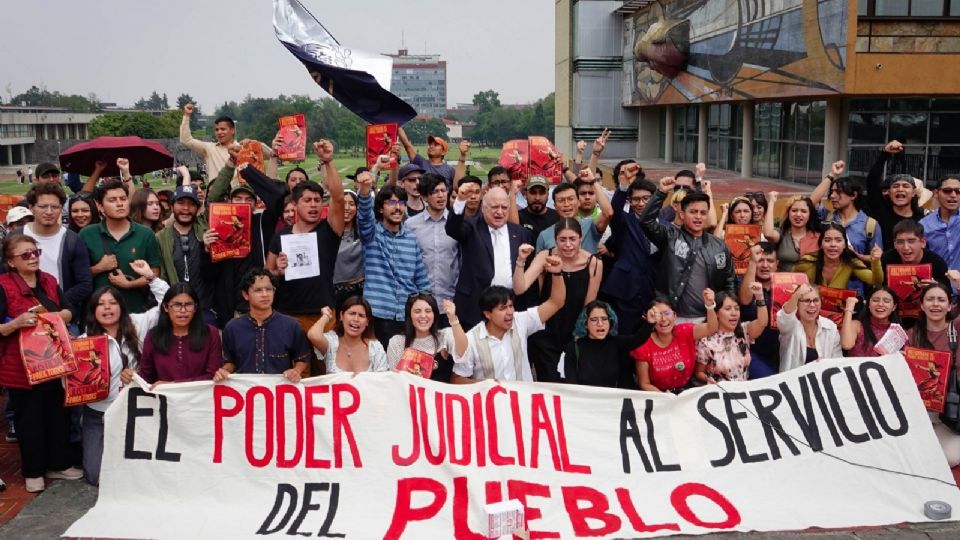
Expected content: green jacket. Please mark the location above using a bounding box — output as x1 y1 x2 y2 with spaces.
155 220 208 285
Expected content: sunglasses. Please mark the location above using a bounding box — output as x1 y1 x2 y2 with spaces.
13 249 41 261
940 187 960 195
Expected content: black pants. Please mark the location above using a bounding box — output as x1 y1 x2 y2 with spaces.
527 331 563 383
373 317 406 351
9 380 71 478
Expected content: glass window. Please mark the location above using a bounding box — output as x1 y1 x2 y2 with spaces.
849 113 888 144
810 101 826 143
890 98 930 111
850 99 889 112
912 0 945 16
889 112 928 145
930 113 960 144
876 0 909 15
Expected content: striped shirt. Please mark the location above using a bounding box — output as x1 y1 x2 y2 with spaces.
357 193 431 321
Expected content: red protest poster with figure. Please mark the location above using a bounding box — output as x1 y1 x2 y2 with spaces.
394 348 434 379
236 140 265 173
209 203 252 262
365 123 398 169
527 136 562 184
771 273 809 329
819 287 857 329
65 336 110 407
20 312 76 385
887 264 932 319
725 224 761 276
276 114 307 162
499 139 529 183
904 346 951 413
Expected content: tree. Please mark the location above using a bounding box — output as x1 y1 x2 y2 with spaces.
134 91 168 111
176 93 202 131
88 111 179 138
472 90 501 114
403 117 448 145
9 85 99 112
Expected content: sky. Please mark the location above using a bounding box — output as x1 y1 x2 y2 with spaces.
1 0 555 112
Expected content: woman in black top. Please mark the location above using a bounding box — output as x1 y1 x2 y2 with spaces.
561 300 650 389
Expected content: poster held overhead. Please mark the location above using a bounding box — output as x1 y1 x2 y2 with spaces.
276 114 307 162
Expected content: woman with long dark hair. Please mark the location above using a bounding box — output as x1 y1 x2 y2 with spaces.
695 286 768 383
745 191 768 226
308 296 387 373
80 260 168 485
795 223 883 289
129 188 163 232
714 196 755 240
385 292 464 382
631 290 718 393
67 194 99 233
0 234 79 492
333 191 364 309
560 300 650 389
138 283 221 385
840 286 903 357
907 283 960 467
515 218 602 382
763 193 822 271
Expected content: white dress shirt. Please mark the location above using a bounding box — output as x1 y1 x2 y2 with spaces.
489 225 512 288
453 307 544 381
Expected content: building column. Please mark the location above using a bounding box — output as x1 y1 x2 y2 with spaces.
697 103 708 164
741 102 754 178
823 96 844 176
5 146 12 166
664 106 674 163
637 107 660 160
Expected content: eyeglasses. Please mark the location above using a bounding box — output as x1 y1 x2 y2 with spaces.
167 301 197 312
799 298 822 305
629 195 651 204
34 204 62 212
894 238 921 247
940 187 960 195
588 316 610 324
384 199 407 207
13 249 41 260
657 309 675 318
673 186 693 193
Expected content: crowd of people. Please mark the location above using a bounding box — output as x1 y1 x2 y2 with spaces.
1 104 959 495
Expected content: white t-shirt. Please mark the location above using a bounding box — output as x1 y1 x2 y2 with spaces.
453 307 544 382
24 224 66 283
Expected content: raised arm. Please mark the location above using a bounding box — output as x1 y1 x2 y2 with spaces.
586 128 609 173
866 141 899 215
208 156 236 205
444 299 467 358
851 245 885 286
692 288 719 340
81 160 107 194
810 161 845 206
592 171 615 234
355 172 377 244
638 177 674 248
307 307 335 356
536 256 567 323
507 178 521 226
179 104 207 155
714 203 729 239
840 296 861 350
454 140 470 183
763 191 781 243
739 245 762 305
397 127 417 161
744 281 768 339
315 140 345 236
513 245 544 294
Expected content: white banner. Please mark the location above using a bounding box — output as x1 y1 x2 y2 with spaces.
67 355 960 539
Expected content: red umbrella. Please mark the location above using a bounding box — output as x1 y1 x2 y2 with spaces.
59 136 173 177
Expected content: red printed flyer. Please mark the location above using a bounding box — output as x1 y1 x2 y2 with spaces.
65 336 110 406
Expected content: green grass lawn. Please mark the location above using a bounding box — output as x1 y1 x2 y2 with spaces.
0 147 505 197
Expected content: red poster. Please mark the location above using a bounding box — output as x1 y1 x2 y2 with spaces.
365 123 398 169
65 336 110 407
394 348 434 379
771 273 809 330
904 346 951 413
724 224 761 276
209 203 253 262
527 136 562 184
498 139 529 183
276 114 307 162
887 264 932 319
236 141 264 172
19 312 76 385
819 287 857 329
0 194 25 224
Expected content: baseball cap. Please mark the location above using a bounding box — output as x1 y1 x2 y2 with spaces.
6 206 33 225
35 162 61 178
230 183 257 199
427 135 448 154
527 175 549 190
172 185 200 205
398 163 426 179
346 167 370 180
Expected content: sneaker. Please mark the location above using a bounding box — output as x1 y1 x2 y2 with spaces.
25 477 44 493
45 467 83 480
4 427 15 443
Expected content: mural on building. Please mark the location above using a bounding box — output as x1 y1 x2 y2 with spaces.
624 0 847 106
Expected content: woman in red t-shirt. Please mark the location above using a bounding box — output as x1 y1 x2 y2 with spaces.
631 289 718 393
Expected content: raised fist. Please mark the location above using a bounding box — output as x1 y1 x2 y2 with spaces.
544 255 562 274
749 282 764 300
659 176 675 193
313 139 334 162
702 288 716 306
695 162 706 178
458 140 471 156
830 160 845 177
517 244 534 261
576 140 586 153
884 140 904 154
183 103 194 116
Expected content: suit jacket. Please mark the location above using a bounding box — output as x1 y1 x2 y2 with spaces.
601 188 658 303
446 210 529 328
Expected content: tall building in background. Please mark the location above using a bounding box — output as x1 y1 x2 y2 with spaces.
386 49 447 118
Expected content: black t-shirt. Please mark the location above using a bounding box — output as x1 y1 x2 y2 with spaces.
519 207 560 239
173 230 211 309
268 221 342 314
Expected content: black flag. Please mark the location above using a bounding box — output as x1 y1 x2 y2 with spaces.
273 0 417 125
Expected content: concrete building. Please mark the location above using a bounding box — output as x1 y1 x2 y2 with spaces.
0 105 97 168
556 1 960 185
386 49 447 118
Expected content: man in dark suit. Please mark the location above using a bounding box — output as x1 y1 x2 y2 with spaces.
446 183 530 328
